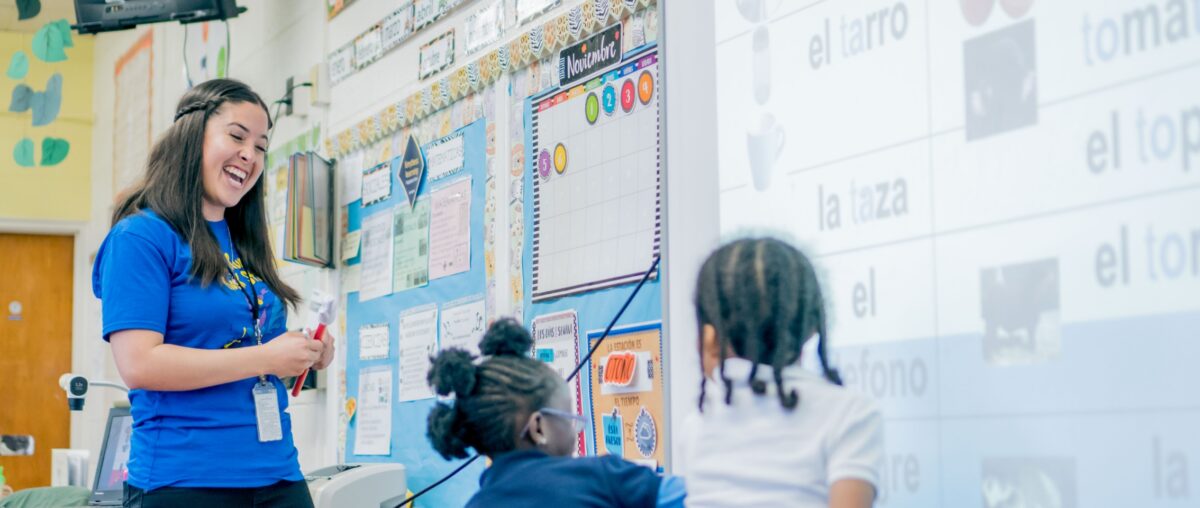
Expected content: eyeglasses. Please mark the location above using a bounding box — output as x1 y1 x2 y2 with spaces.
538 407 588 434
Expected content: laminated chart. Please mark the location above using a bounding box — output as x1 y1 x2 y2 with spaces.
530 48 661 301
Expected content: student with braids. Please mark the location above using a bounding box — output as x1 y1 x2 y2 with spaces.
677 237 883 508
426 318 686 507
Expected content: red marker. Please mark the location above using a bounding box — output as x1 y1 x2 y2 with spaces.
292 291 336 397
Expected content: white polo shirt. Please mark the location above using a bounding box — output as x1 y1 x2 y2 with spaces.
676 358 883 508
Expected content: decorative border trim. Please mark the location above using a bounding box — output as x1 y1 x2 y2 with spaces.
325 0 654 158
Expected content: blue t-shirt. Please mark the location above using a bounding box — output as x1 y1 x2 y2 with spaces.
467 449 677 508
92 210 301 491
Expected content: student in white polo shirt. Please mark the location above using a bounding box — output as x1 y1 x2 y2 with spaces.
677 237 883 508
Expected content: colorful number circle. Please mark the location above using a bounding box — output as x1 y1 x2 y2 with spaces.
602 84 617 116
538 149 552 180
585 92 600 124
554 143 568 174
620 78 635 113
638 70 654 105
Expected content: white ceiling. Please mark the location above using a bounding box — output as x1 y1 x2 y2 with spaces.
1 0 78 34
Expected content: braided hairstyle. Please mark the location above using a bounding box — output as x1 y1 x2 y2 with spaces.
426 318 562 459
694 237 841 412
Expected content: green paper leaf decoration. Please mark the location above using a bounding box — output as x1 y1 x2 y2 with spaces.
32 21 68 63
13 138 35 167
217 47 227 78
52 20 74 48
7 51 30 79
16 0 41 20
9 83 33 112
31 73 62 126
41 137 70 166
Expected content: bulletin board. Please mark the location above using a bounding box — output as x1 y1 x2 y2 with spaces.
520 40 667 470
322 1 662 502
529 47 661 301
343 119 488 507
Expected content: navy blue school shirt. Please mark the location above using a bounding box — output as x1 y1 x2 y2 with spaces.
92 210 300 491
467 449 662 508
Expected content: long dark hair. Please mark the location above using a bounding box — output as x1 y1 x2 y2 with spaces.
694 237 842 412
426 319 561 459
112 78 299 308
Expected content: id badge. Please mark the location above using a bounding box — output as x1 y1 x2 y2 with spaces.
252 381 284 442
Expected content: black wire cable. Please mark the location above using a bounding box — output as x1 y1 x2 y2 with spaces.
567 255 660 383
391 256 661 508
182 24 191 88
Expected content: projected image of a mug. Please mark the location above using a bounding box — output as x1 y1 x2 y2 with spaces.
737 1 786 192
747 113 785 191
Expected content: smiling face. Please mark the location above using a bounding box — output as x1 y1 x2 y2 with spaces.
200 101 269 221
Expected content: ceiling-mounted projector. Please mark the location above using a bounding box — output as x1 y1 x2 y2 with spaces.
72 0 246 35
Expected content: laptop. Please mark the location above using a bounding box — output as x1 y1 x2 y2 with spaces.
89 407 132 506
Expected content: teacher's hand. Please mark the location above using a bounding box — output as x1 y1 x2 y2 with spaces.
263 331 322 378
312 330 336 371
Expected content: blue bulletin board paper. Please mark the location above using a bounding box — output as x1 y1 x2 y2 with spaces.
521 46 665 459
344 120 487 508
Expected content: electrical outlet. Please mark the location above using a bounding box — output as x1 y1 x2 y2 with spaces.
309 63 330 107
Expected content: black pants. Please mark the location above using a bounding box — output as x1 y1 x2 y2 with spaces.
123 480 314 508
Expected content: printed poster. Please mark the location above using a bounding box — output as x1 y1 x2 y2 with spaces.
398 305 438 402
353 366 393 456
393 197 431 292
532 310 585 455
587 322 665 470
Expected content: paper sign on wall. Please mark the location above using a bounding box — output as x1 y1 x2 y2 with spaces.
419 30 455 80
328 43 356 84
425 130 465 181
397 135 426 209
588 323 666 468
429 177 471 280
361 162 392 206
440 297 485 358
464 0 504 55
515 0 559 25
358 323 390 360
398 305 438 402
559 23 622 87
381 3 414 52
602 409 623 458
353 366 393 455
340 230 362 262
354 24 384 69
338 151 364 205
413 0 439 29
358 210 395 302
392 197 431 292
532 310 584 456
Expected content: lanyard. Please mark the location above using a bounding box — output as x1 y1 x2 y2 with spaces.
227 242 266 383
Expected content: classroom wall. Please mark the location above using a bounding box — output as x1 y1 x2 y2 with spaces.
53 0 675 495
0 28 92 221
0 9 108 485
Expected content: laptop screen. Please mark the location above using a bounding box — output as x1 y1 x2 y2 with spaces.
91 407 132 501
